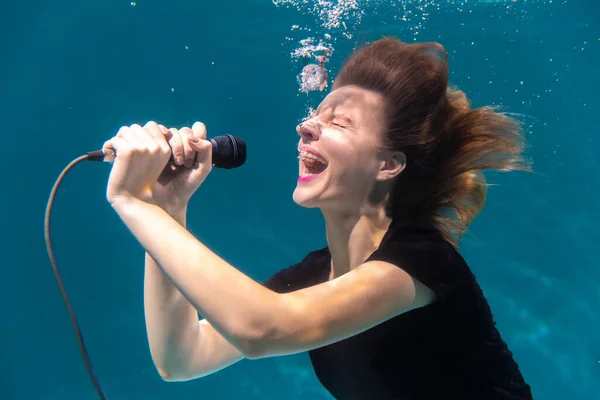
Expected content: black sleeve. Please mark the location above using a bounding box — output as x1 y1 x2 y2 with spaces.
366 230 473 302
262 247 330 294
262 264 298 294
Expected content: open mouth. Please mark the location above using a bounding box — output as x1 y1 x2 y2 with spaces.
298 149 328 179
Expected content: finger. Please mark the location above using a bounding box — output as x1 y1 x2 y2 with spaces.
192 121 207 140
130 123 160 156
116 125 143 149
104 136 130 162
144 121 171 157
168 128 184 165
111 125 144 161
189 138 212 167
101 139 116 162
178 127 197 168
158 124 175 164
158 124 173 141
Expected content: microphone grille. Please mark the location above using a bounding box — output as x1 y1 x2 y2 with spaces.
211 135 247 169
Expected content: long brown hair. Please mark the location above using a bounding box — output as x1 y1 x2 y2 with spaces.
333 37 530 248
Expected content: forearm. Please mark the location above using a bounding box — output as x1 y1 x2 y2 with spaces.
142 208 201 378
113 198 280 356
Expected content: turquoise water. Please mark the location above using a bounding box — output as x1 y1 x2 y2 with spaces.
1 0 598 399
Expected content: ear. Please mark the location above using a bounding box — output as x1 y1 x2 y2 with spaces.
376 151 406 182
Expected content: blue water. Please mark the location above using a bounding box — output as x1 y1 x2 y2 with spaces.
1 0 598 399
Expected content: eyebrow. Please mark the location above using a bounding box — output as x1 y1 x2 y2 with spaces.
315 104 356 127
316 105 351 119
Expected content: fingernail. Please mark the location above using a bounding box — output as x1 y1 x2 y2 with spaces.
190 137 200 143
159 125 169 134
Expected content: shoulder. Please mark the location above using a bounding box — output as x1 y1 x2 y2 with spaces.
263 247 330 293
367 225 474 302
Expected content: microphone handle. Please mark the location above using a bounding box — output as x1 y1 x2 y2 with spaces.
87 137 225 165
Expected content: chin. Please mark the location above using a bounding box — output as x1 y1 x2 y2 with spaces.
292 186 322 208
293 167 329 208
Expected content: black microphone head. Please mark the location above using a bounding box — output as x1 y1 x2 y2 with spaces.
209 135 246 169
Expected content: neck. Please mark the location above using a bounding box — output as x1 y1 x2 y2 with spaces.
322 203 393 280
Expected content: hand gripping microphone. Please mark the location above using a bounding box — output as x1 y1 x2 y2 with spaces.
87 134 246 169
44 134 246 400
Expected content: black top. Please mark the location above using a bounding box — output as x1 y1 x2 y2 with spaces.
263 222 533 400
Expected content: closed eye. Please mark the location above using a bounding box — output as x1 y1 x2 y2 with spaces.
332 114 353 128
332 121 351 129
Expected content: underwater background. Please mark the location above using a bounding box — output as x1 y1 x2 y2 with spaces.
1 0 598 399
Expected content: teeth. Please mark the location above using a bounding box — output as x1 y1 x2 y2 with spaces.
298 150 327 165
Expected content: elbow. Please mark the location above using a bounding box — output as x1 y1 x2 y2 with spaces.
239 337 268 360
157 366 190 382
228 329 266 360
158 367 205 382
154 359 201 382
157 367 178 382
238 294 298 359
233 320 277 360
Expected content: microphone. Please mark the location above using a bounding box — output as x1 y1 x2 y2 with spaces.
87 134 246 169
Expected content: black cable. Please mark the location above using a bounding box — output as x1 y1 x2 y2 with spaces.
44 152 109 400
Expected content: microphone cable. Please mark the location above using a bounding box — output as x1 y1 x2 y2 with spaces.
44 151 110 399
45 135 245 399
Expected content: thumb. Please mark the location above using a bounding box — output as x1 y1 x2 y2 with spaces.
189 138 213 165
191 121 207 140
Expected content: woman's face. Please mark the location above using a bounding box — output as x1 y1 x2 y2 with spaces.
293 85 404 213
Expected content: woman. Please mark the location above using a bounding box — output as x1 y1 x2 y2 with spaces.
104 37 533 399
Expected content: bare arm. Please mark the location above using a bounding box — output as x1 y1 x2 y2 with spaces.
143 208 244 381
115 197 434 370
115 198 283 360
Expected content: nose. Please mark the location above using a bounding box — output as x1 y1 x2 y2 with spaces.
297 122 320 141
